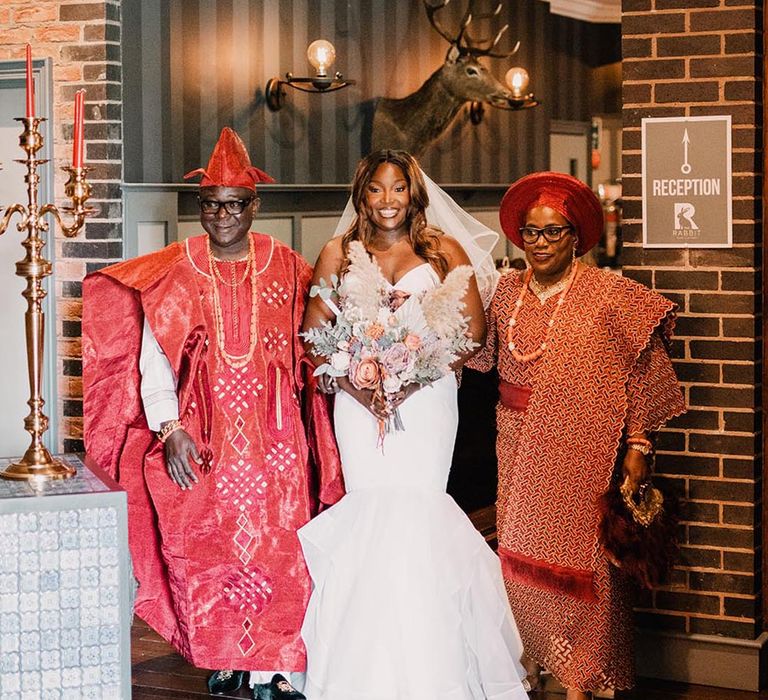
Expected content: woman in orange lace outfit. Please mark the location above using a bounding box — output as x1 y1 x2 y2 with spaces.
471 172 685 699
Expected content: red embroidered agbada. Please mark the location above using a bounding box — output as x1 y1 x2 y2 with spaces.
82 232 343 671
473 265 685 692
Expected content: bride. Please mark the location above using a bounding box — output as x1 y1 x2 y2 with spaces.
299 149 528 700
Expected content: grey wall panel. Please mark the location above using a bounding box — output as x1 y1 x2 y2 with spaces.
123 0 619 185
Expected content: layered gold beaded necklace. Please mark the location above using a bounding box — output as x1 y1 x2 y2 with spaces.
207 235 259 369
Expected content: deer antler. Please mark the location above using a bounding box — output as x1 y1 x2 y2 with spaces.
425 0 519 58
453 1 475 48
463 1 519 57
424 0 458 44
465 25 520 58
424 0 476 47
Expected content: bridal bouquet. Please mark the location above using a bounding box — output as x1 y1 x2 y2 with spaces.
302 240 477 444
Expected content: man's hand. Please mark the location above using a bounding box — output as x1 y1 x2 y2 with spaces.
163 428 202 489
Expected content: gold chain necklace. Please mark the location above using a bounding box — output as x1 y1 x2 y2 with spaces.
207 236 259 369
209 243 253 340
210 247 252 287
529 273 569 302
506 263 579 364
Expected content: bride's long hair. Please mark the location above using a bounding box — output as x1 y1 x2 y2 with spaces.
340 150 449 279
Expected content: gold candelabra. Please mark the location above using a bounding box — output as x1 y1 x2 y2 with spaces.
0 117 91 480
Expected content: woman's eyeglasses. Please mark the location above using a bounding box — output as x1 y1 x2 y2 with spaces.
519 225 573 244
198 197 253 215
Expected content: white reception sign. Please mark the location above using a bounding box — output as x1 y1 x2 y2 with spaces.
642 116 732 248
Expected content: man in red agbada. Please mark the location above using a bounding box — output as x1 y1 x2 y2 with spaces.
82 128 343 699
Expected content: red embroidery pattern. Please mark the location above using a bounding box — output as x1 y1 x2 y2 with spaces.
214 367 264 413
505 564 634 691
183 235 309 663
224 566 274 614
238 617 255 656
263 327 289 355
217 460 270 509
626 334 685 435
265 442 298 473
261 280 290 308
490 266 685 691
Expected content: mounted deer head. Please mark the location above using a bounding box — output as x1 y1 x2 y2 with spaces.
372 0 520 157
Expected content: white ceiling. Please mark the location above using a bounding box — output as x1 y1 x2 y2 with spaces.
540 0 621 23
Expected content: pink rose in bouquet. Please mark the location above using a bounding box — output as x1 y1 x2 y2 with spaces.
381 342 412 376
351 356 381 390
403 333 422 351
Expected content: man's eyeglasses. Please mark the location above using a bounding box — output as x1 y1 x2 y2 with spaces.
519 225 573 244
198 197 253 216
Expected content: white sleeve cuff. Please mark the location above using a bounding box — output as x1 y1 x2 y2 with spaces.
140 317 179 431
144 397 179 432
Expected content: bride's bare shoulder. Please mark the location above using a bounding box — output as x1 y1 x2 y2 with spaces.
434 233 471 266
313 236 348 277
317 236 346 262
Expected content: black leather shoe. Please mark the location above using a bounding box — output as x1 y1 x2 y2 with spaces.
269 674 306 700
208 669 246 695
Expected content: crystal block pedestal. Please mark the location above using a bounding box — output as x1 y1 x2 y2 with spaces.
0 455 132 699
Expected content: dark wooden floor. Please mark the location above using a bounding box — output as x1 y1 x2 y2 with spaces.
131 617 768 699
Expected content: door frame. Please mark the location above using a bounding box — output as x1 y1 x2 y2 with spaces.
550 119 592 187
762 0 767 629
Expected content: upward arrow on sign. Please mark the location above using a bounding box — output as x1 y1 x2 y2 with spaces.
681 129 691 174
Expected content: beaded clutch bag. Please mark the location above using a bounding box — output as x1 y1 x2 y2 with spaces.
597 475 679 588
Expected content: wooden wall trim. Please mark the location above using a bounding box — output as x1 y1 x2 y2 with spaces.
762 0 767 632
635 630 768 691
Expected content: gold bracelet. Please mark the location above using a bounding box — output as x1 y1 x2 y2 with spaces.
628 442 652 455
157 419 183 443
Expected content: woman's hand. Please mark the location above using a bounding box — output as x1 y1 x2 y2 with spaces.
621 448 649 494
388 382 421 410
316 374 341 394
334 375 382 419
368 382 421 418
163 428 202 490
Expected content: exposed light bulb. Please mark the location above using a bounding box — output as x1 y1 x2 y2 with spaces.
307 39 336 77
505 67 530 98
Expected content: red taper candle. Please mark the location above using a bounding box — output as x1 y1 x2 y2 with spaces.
72 90 85 168
25 44 34 118
77 90 86 167
72 91 81 166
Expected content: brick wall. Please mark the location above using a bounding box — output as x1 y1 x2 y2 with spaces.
622 0 763 639
0 0 123 453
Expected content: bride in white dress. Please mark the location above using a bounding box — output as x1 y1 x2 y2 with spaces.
299 150 528 700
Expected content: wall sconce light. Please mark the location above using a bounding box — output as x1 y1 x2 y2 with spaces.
504 66 539 108
469 65 539 124
265 39 355 112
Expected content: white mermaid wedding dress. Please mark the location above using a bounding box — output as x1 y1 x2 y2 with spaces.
298 265 528 700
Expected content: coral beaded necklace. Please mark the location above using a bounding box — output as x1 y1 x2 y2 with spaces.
207 235 259 369
506 262 579 364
